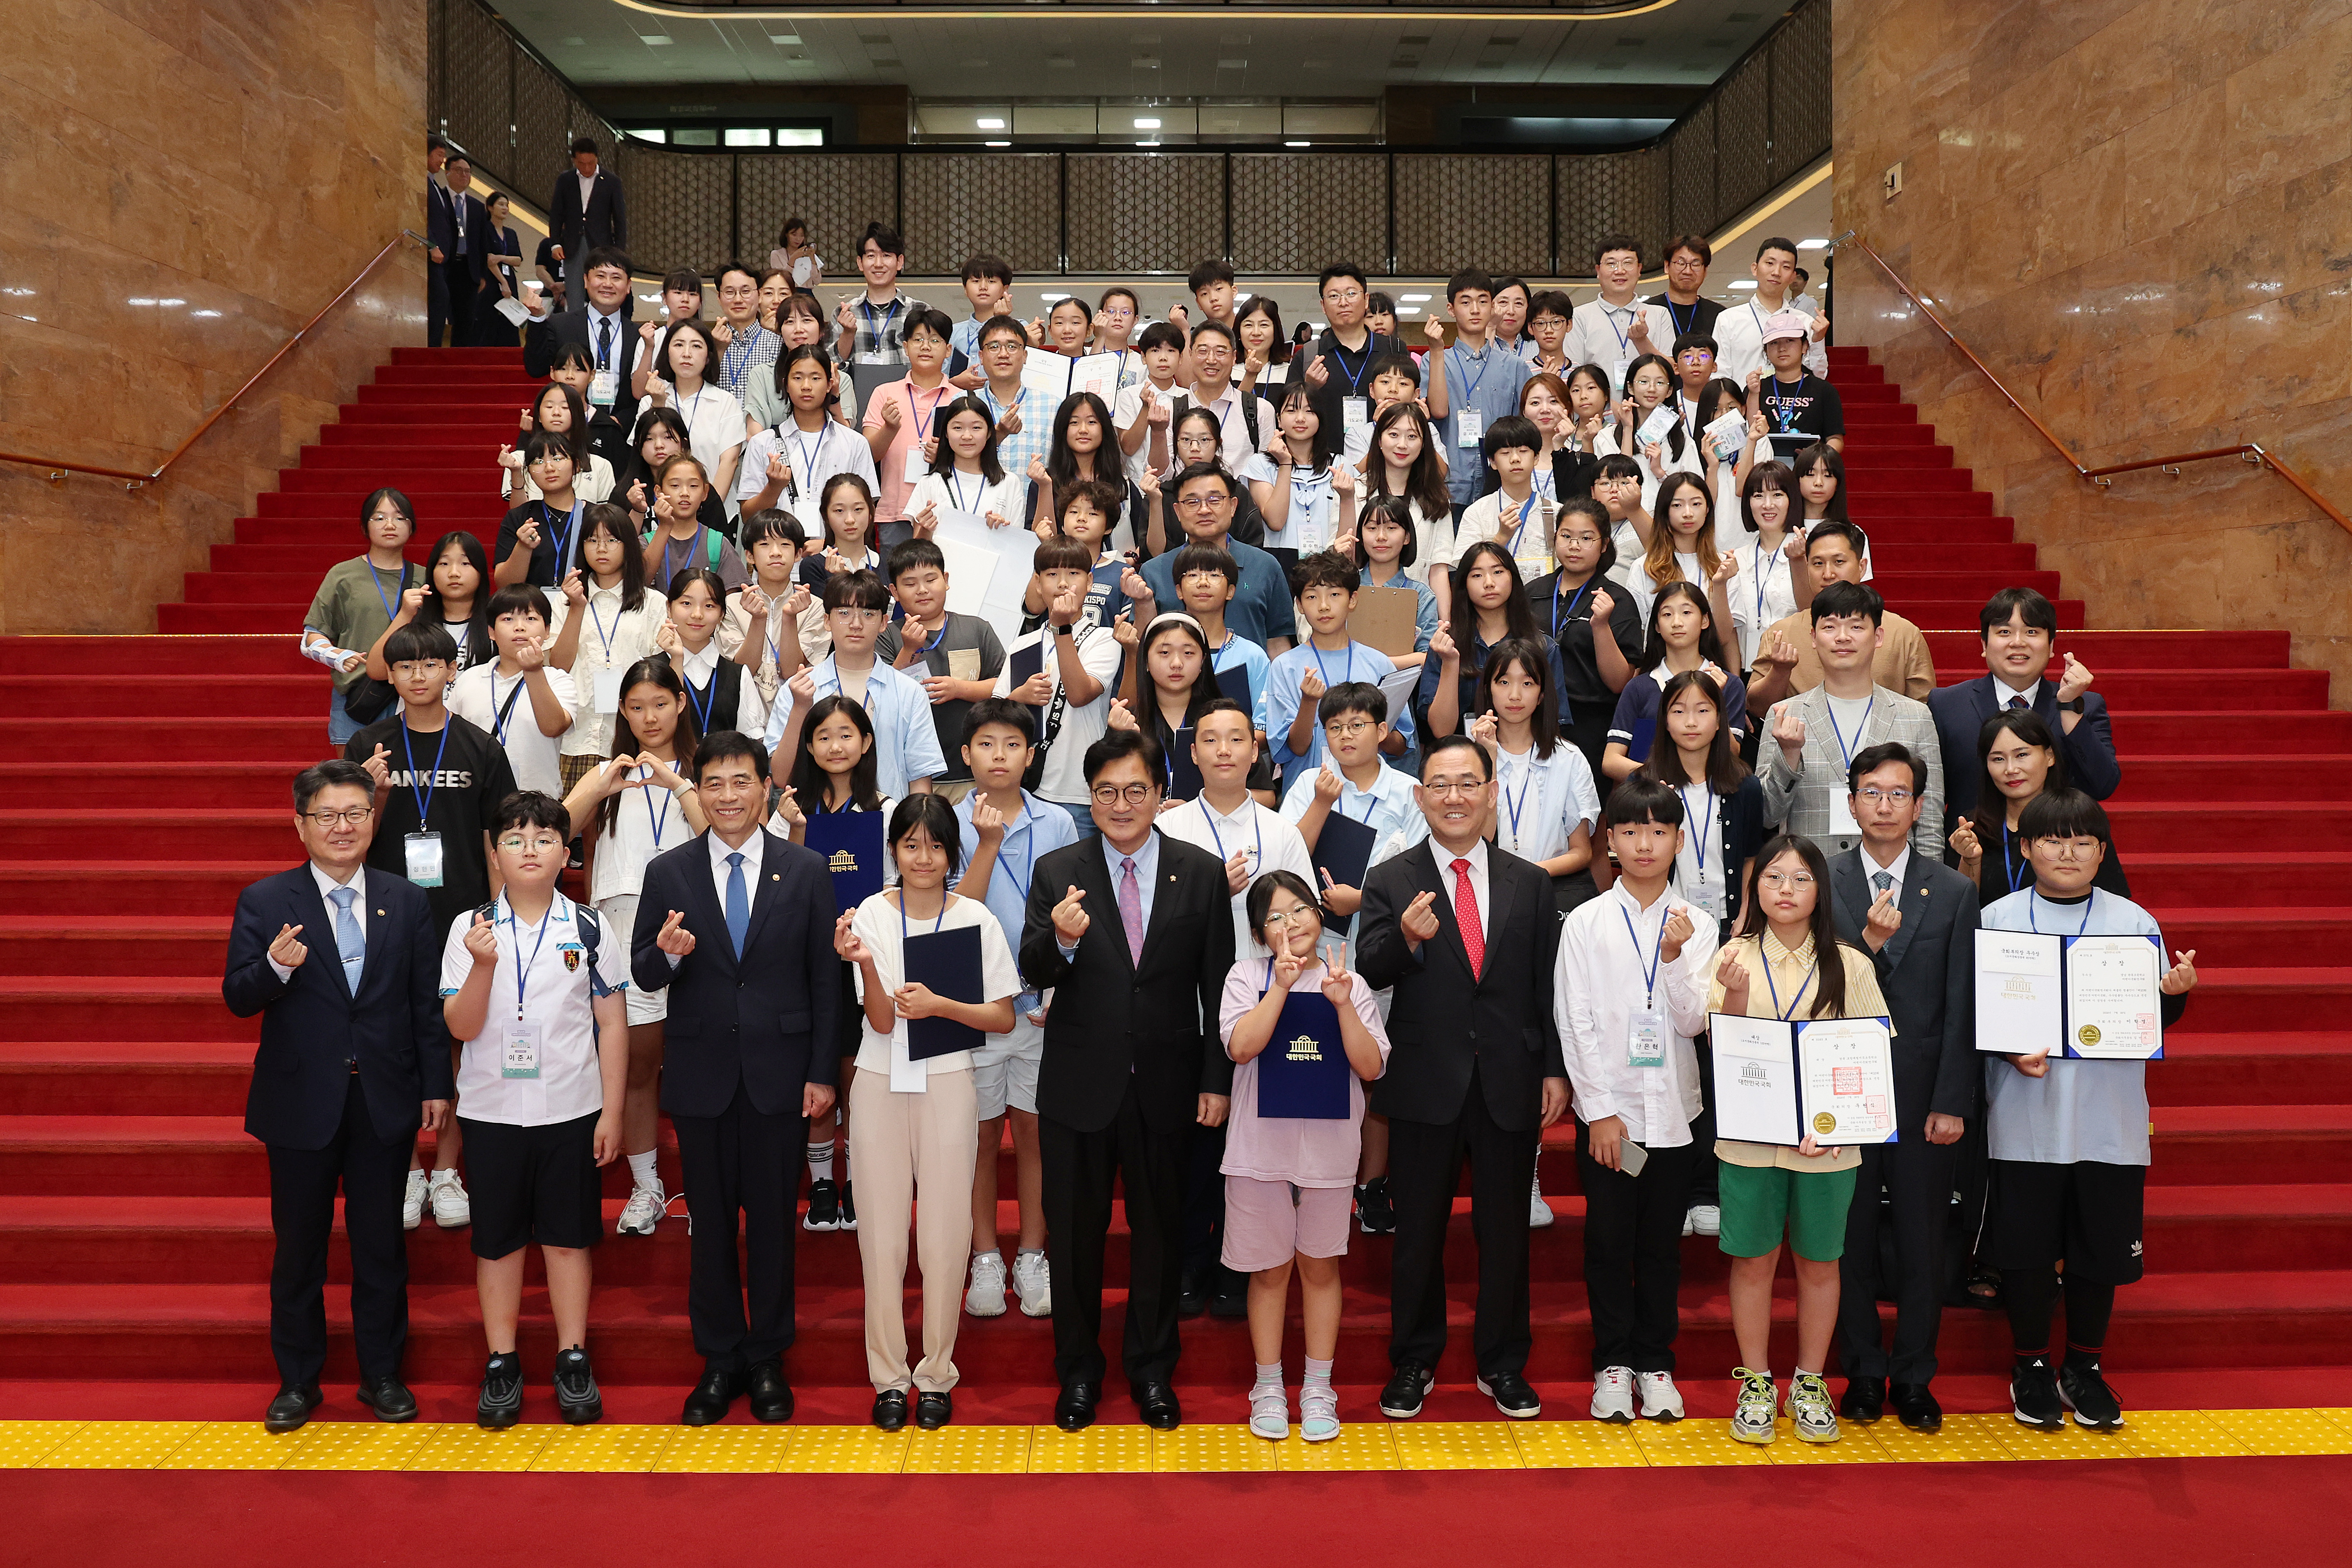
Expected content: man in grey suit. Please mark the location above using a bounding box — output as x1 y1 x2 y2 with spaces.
1759 581 1943 862
1826 741 1978 1435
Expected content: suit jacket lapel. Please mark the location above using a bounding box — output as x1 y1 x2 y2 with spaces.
685 832 738 972
740 830 791 952
1136 835 1184 973
291 870 353 1001
1883 863 1929 972
1417 846 1477 982
354 869 403 998
1479 856 1515 987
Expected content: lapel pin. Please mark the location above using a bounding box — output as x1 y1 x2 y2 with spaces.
771 873 780 881
376 910 386 917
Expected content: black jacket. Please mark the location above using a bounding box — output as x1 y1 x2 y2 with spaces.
1827 849 1981 1127
549 168 627 258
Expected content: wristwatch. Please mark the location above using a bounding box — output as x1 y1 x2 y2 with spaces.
2061 697 2086 714
1055 623 1076 637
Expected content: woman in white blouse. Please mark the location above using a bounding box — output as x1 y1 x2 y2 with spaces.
644 320 745 516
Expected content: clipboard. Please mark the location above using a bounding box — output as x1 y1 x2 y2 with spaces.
1254 988 1352 1119
1353 584 1420 658
804 810 885 914
904 923 987 1060
1215 663 1255 712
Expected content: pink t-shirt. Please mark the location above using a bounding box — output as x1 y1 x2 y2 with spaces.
1217 959 1390 1188
862 376 959 522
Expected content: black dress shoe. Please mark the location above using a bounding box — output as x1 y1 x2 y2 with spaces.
1207 1275 1248 1321
1476 1371 1540 1419
1840 1374 1887 1424
1378 1361 1433 1420
1133 1380 1182 1430
681 1366 742 1426
1177 1268 1208 1318
1891 1381 1943 1432
747 1358 795 1423
1055 1380 1098 1432
356 1375 418 1423
915 1391 952 1430
264 1384 321 1433
871 1389 909 1431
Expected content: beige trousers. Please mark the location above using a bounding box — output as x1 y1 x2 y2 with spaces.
846 1065 980 1392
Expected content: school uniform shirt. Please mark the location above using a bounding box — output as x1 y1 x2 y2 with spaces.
545 582 664 758
765 655 948 798
1563 299 1677 395
644 526 749 596
989 623 1121 804
906 470 1026 532
949 790 1081 1012
304 558 414 693
438 892 625 1125
878 610 1006 785
1138 537 1294 652
847 891 1020 1082
1554 881 1720 1146
495 499 592 588
715 323 784 402
1706 928 1891 1174
1666 774 1768 935
1728 537 1802 670
1217 959 1390 1187
589 758 697 902
1160 795 1316 959
1263 640 1414 777
1438 342 1532 506
1608 663 1753 762
448 662 579 797
720 585 832 704
344 713 517 933
1757 372 1845 464
516 452 617 506
1450 487 1556 584
1236 454 1343 555
862 377 960 524
1523 569 1645 732
666 383 747 499
735 417 879 513
675 641 770 737
1712 297 1829 387
1491 740 1602 865
1980 887 2178 1167
1113 379 1181 490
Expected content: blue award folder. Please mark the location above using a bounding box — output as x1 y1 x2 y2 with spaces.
1164 725 1203 801
1009 640 1046 709
1215 663 1254 711
804 810 884 915
905 923 987 1060
1310 809 1377 896
1255 989 1351 1119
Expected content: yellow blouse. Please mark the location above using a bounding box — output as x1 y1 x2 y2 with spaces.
1705 927 1892 1173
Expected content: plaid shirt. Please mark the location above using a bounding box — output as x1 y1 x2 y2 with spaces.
717 323 782 399
981 382 1051 490
842 292 930 367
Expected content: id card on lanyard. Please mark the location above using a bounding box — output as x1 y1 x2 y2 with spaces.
1824 695 1873 839
588 598 624 712
501 901 555 1079
399 723 452 888
1622 903 1667 1068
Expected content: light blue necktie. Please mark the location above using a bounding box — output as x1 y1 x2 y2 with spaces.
328 885 365 992
725 852 750 960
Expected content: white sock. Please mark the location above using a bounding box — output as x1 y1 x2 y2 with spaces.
431 1167 458 1185
1252 1362 1284 1392
627 1151 658 1188
805 1141 835 1182
1304 1357 1333 1389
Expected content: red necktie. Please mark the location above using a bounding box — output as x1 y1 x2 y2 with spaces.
1451 858 1484 980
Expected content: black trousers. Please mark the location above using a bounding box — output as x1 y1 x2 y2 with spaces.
1837 1136 1961 1382
1041 1080 1188 1388
1687 1033 1721 1204
1387 1066 1540 1377
437 258 477 346
1181 1118 1237 1288
1576 1125 1699 1374
426 261 450 348
673 1080 807 1372
265 1073 414 1389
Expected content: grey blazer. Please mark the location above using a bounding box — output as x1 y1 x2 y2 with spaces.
1759 683 1944 862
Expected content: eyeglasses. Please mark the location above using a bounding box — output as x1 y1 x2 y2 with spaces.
1854 787 1914 804
1320 286 1365 304
497 834 566 852
1090 783 1156 806
1759 871 1817 889
2032 839 2103 860
1263 907 1321 927
305 808 374 827
1422 779 1486 799
1174 494 1230 512
1326 720 1378 739
718 285 758 301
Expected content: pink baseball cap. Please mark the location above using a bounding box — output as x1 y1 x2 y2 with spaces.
1761 310 1811 344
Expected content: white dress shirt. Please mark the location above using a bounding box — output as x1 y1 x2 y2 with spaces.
1491 741 1602 866
1991 674 2046 708
1553 880 1719 1145
1856 842 1911 899
1426 836 1489 935
678 642 770 736
1158 793 1315 957
271 861 368 982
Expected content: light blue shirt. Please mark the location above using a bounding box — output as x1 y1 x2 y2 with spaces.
1212 633 1273 732
1060 829 1162 957
981 384 1052 493
761 654 947 797
1139 539 1295 652
1263 639 1413 775
950 789 1078 1009
1441 339 1532 504
1278 763 1429 955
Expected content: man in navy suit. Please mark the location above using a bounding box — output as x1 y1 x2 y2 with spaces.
549 136 628 276
1928 587 2119 830
222 760 453 1432
425 134 455 348
440 154 493 348
631 730 839 1426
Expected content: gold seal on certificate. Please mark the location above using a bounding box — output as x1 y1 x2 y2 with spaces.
2077 1023 2102 1048
1812 1111 1837 1135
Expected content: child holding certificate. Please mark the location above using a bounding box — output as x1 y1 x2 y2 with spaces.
1979 788 2195 1433
836 796 1020 1431
1707 832 1891 1447
1218 871 1391 1443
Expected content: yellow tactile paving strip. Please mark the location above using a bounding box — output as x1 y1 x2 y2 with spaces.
5 1408 2348 1473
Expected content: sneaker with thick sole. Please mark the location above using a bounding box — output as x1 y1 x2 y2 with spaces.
1379 1361 1433 1420
430 1174 470 1229
1012 1249 1052 1317
1528 1175 1555 1230
837 1178 859 1231
965 1251 1009 1317
1637 1370 1685 1422
553 1347 603 1425
1300 1384 1340 1443
616 1181 666 1236
2059 1359 2123 1431
1355 1177 1396 1235
803 1177 841 1231
402 1169 429 1232
1730 1368 1777 1445
1248 1382 1291 1440
477 1352 523 1429
1687 1204 1721 1237
2010 1356 2064 1430
1785 1372 1840 1443
1591 1366 1636 1423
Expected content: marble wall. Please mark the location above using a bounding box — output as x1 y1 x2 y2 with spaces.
0 0 427 635
1832 0 2352 687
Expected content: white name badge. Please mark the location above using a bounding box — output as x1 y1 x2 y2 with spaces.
902 445 928 485
857 350 889 367
1455 408 1483 449
1342 397 1371 437
592 666 623 713
589 371 618 408
501 1019 542 1080
1693 873 1726 922
1611 358 1630 394
1827 789 1862 840
404 831 445 888
1627 1004 1666 1069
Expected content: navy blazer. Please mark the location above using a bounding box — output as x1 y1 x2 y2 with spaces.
549 169 627 258
1827 849 1981 1127
1930 674 2119 822
447 192 493 286
630 831 839 1119
223 865 452 1151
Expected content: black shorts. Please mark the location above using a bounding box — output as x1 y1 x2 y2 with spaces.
1981 1159 2145 1284
458 1112 605 1258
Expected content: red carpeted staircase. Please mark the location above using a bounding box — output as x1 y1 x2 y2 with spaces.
0 344 2347 1408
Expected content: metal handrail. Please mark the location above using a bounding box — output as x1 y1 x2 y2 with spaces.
1831 230 2352 537
0 231 431 490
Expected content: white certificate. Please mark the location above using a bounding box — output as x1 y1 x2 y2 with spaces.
1709 1014 1799 1145
1375 666 1421 730
931 507 1035 648
1795 1016 1897 1145
1067 351 1125 406
1636 403 1682 451
1020 348 1074 405
2064 934 2164 1059
1974 929 2063 1055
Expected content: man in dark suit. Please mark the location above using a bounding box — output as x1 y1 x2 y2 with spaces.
630 730 838 1426
1019 728 1236 1433
524 245 639 452
438 155 492 349
424 134 455 349
1828 742 1980 1433
1929 587 2119 827
222 760 453 1433
550 136 627 277
1356 733 1568 1422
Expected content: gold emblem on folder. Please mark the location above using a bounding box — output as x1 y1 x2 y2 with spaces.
828 849 860 873
2077 1023 2102 1047
1812 1111 1837 1134
1285 1034 1323 1062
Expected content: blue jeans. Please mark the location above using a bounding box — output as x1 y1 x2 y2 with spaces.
1056 800 1100 842
327 686 362 746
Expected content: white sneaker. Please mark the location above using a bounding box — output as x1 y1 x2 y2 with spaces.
1529 1172 1555 1230
616 1180 666 1236
1688 1204 1721 1237
402 1169 429 1231
430 1173 471 1229
965 1251 1008 1317
1591 1366 1636 1422
1681 1210 1696 1237
1637 1370 1685 1422
1012 1249 1052 1317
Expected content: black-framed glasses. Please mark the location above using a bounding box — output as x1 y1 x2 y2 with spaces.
305 808 374 827
1090 783 1156 806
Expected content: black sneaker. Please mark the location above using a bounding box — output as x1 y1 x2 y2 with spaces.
553 1347 603 1425
478 1352 524 1429
1477 1371 1542 1419
2059 1358 2123 1431
1379 1360 1434 1420
837 1178 858 1232
2010 1356 2063 1430
804 1177 841 1231
1356 1177 1396 1235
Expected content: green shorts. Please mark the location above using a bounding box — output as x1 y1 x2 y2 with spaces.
1716 1161 1859 1262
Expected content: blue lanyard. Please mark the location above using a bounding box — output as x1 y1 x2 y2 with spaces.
641 763 674 849
587 595 617 663
1550 574 1594 639
364 560 404 622
992 806 1037 909
1620 902 1665 1008
542 500 583 573
724 327 766 387
948 471 982 512
1328 340 1372 395
1678 784 1716 881
1748 542 1775 635
2001 824 2029 893
488 669 527 746
789 424 827 490
899 890 947 944
1447 344 1493 405
2027 889 2094 936
818 661 877 713
1198 797 1259 869
861 296 903 343
1602 304 1636 359
1665 298 1698 338
682 662 719 733
1309 641 1356 692
1824 694 1874 770
505 899 556 1019
1760 943 1817 1021
1500 753 1537 851
399 722 451 826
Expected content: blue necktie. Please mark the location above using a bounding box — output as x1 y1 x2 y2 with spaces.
328 885 365 992
725 852 750 959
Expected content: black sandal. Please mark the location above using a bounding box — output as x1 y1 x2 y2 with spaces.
1961 1266 2003 1310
